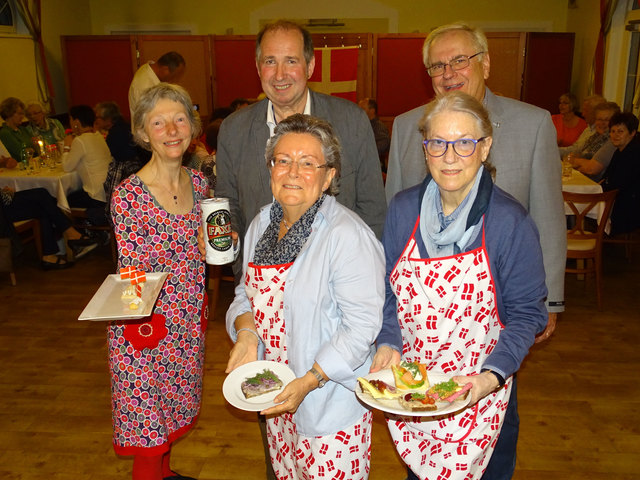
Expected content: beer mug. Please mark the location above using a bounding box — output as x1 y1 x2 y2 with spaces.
201 198 240 265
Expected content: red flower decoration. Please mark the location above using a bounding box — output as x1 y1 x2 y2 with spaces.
123 313 168 350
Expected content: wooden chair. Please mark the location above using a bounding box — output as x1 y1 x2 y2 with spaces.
563 189 618 309
68 208 117 263
0 237 15 286
604 228 640 259
13 219 43 260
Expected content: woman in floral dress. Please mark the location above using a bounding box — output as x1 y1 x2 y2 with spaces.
110 83 207 480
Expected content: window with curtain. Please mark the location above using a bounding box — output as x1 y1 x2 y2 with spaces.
0 0 16 33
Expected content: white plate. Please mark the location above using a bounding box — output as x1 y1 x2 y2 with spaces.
78 272 169 321
223 360 296 411
355 369 472 417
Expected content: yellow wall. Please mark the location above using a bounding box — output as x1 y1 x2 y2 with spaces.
567 0 601 103
42 0 92 114
0 35 39 108
5 0 602 115
85 0 569 34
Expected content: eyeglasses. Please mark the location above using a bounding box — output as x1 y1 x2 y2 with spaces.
270 157 328 173
426 52 485 77
423 137 487 157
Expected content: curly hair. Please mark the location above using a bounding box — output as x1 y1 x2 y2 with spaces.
265 113 341 196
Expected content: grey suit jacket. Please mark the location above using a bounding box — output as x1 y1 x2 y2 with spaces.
216 90 386 241
384 88 566 312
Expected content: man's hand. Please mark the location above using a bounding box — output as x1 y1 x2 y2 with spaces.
369 345 401 373
535 312 557 344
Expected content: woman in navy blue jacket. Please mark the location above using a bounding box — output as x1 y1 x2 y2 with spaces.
372 92 547 480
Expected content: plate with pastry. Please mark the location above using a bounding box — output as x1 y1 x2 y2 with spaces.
223 360 296 411
356 361 472 417
78 271 169 321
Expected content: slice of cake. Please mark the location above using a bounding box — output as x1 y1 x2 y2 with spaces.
241 369 283 399
121 283 144 310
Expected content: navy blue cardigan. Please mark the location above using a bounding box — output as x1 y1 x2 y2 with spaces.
377 172 548 379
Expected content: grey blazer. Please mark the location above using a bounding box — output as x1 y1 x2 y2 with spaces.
216 90 386 241
384 88 566 312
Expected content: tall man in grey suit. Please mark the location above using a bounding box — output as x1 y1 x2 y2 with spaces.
377 23 565 480
216 20 386 250
215 20 386 480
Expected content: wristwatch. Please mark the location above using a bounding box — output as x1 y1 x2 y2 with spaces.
481 368 505 389
308 367 327 388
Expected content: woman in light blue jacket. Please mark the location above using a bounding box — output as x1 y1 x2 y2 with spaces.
226 114 384 480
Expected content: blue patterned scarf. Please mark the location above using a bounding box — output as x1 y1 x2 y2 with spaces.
253 194 326 265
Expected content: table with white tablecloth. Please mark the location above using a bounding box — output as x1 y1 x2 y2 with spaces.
0 165 82 212
561 168 604 220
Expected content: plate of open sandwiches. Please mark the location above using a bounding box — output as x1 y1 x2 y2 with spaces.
223 360 296 411
356 361 472 417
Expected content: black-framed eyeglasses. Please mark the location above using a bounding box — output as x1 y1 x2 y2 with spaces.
426 52 485 77
270 157 328 173
423 137 487 157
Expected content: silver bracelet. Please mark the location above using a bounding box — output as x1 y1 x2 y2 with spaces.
236 328 261 343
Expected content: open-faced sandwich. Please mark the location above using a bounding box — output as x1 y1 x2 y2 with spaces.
357 377 401 399
428 379 472 403
398 391 438 411
241 369 283 399
391 361 429 391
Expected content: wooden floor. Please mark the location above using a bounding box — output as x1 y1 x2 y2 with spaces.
1 241 639 480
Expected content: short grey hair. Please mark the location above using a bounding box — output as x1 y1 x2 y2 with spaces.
132 83 201 151
419 91 495 177
422 23 488 68
0 97 25 120
255 20 315 66
265 114 341 196
95 101 123 122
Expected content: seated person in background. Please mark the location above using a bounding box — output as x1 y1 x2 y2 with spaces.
359 97 390 169
0 97 32 160
0 140 18 169
567 101 620 180
94 101 147 216
601 112 640 235
552 93 587 147
230 97 250 112
198 120 220 192
1 186 97 268
559 94 606 157
62 105 111 225
25 101 66 146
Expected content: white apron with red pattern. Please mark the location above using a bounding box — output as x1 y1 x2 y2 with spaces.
246 261 372 480
387 218 511 480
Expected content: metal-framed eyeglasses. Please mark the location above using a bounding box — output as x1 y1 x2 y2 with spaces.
270 157 329 173
426 52 485 77
423 137 487 158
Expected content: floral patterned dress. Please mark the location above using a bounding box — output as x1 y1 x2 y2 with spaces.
108 169 208 455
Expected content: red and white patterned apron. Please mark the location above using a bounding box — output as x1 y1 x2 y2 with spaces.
245 261 372 480
387 218 512 480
